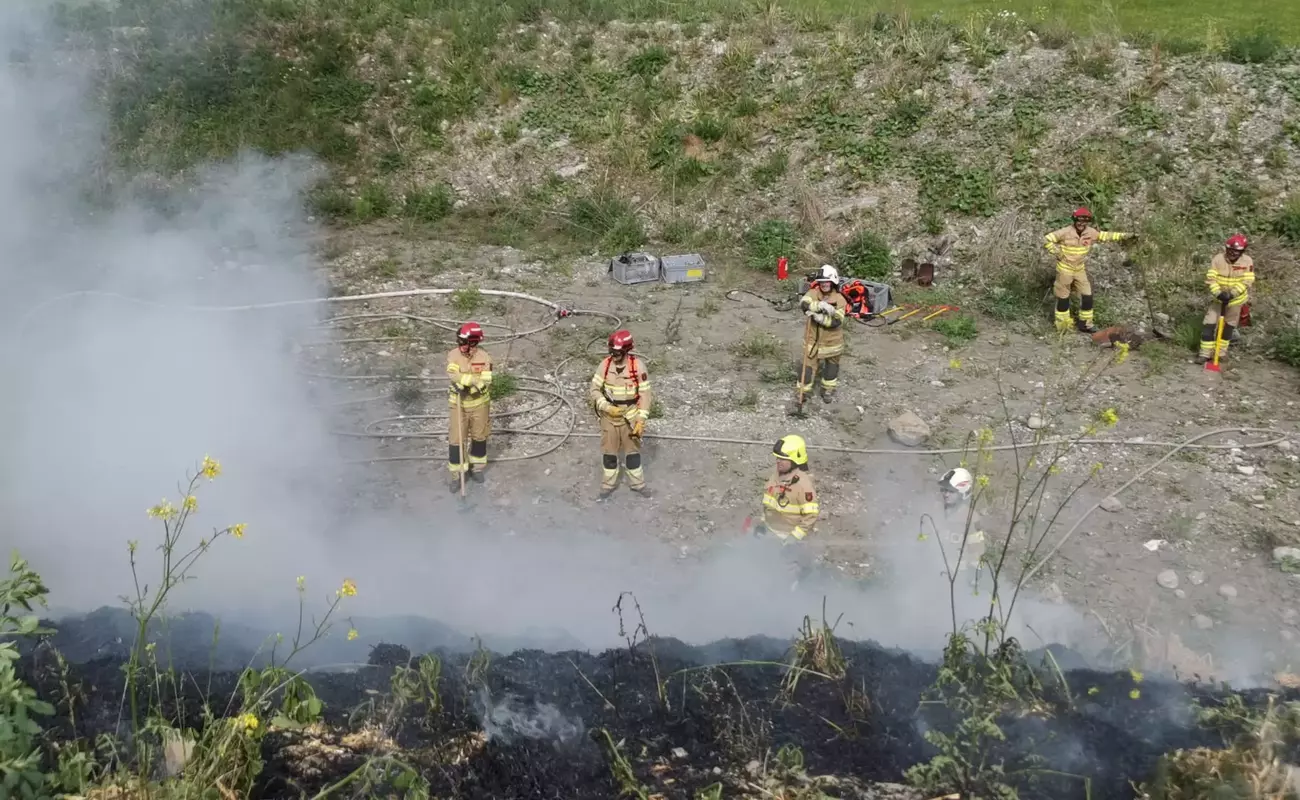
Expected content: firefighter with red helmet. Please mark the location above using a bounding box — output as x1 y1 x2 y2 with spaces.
589 329 652 499
1043 208 1136 333
446 322 494 491
1197 234 1256 364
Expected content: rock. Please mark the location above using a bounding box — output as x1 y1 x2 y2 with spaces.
1154 311 1171 324
1273 547 1300 564
555 162 589 178
1043 583 1065 604
887 411 931 447
826 194 881 219
1026 415 1046 430
1157 570 1179 590
671 747 688 759
1193 614 1214 630
1218 584 1238 599
1279 440 1293 452
1284 608 1299 625
1236 465 1256 476
1100 496 1124 513
1284 630 1296 643
1195 512 1207 521
929 380 944 387
1175 589 1187 599
1188 570 1206 586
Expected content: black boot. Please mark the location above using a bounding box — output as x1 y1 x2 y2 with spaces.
469 466 485 484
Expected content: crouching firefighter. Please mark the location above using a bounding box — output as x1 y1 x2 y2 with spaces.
798 265 849 404
1198 234 1255 365
1043 207 1135 333
446 322 494 492
938 467 986 583
590 329 652 499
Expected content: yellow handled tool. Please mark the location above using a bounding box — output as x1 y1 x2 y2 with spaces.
1205 301 1227 373
887 307 925 326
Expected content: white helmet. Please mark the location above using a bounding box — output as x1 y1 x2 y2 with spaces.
939 468 973 504
817 264 840 284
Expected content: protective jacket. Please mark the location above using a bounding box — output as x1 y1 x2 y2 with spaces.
1043 225 1129 273
761 466 819 541
1205 253 1255 307
800 288 848 359
588 355 651 425
446 347 494 409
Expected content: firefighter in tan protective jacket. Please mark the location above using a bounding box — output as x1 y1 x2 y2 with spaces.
798 265 849 404
1197 234 1256 364
755 435 820 542
1043 207 1136 333
446 322 493 492
589 329 651 499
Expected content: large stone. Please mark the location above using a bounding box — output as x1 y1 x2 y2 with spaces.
1100 496 1124 513
888 411 931 447
1157 570 1179 590
1274 546 1300 565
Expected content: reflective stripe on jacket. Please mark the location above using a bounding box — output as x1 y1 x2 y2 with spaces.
1044 225 1128 272
1205 253 1255 307
446 347 494 410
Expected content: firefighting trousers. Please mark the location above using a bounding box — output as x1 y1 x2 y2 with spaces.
1053 268 1094 327
798 356 840 395
1199 300 1244 360
600 415 644 490
448 402 490 474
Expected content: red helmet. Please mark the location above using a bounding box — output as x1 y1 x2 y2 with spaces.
1072 207 1093 221
608 329 634 355
1226 234 1248 252
457 322 484 346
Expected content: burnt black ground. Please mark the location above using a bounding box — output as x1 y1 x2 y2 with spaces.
19 610 1299 799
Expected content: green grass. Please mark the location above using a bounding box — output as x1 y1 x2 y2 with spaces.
929 313 978 347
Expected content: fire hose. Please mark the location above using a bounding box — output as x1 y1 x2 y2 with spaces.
16 287 1295 579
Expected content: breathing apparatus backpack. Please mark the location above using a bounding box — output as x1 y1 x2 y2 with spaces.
803 276 892 320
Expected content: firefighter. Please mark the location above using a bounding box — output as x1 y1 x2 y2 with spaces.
938 467 984 569
589 329 651 499
446 322 493 491
1197 234 1255 365
755 435 820 542
798 265 849 404
1043 208 1136 333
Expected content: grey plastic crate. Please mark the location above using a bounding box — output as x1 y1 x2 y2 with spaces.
660 253 706 284
609 252 661 285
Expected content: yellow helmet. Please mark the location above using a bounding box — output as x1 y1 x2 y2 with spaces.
773 435 808 466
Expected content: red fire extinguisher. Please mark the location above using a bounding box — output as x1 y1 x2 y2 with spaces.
777 256 788 280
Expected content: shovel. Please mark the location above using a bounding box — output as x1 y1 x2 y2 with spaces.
1205 301 1227 373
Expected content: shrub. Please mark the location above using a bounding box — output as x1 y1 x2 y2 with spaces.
404 183 455 223
836 231 893 280
567 187 646 252
744 219 800 272
1272 195 1300 244
1270 328 1300 368
931 313 978 346
1225 29 1281 64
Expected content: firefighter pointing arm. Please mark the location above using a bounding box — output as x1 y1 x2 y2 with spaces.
1043 207 1136 333
590 329 652 500
1197 234 1255 365
797 265 849 404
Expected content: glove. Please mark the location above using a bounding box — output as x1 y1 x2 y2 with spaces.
1217 291 1232 304
790 526 808 541
812 312 830 327
818 301 835 315
458 373 473 388
606 404 626 419
631 420 645 438
803 307 816 317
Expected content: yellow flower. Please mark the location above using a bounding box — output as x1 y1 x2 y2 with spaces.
949 358 962 370
338 578 358 598
183 495 198 513
1091 462 1104 475
977 428 994 446
230 523 247 540
1048 465 1061 475
238 713 259 732
1088 686 1100 696
147 500 178 521
1129 689 1141 700
1114 342 1130 364
1098 408 1119 427
1129 669 1143 684
976 474 990 488
200 455 222 480
128 540 138 555
296 576 306 591
347 628 359 641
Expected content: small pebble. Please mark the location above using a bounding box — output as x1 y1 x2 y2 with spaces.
1195 512 1207 521
1218 584 1238 599
1157 570 1179 590
1100 496 1124 513
1236 466 1256 476
1188 571 1206 586
1193 614 1214 630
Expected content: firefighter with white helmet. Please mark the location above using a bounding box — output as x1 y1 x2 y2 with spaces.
798 265 849 404
937 467 985 579
589 329 652 499
446 322 493 492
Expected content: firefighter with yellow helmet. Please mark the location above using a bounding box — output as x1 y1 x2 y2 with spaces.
589 329 652 499
755 435 820 541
